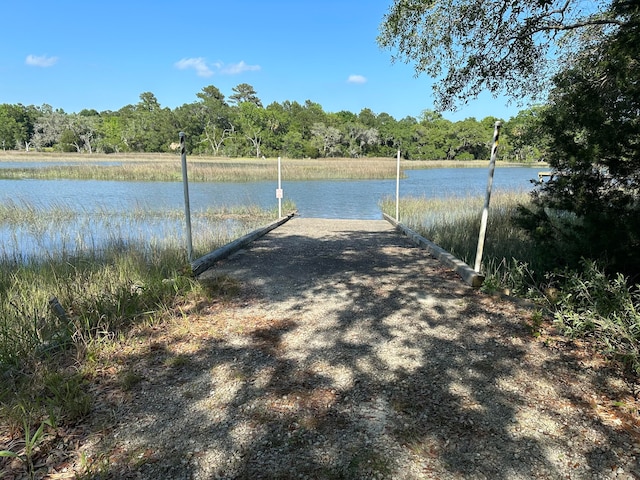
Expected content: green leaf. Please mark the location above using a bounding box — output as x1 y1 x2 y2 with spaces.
0 450 21 459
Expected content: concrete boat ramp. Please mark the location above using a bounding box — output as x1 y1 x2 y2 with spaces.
194 215 482 288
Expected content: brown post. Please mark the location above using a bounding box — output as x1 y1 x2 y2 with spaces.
180 132 193 262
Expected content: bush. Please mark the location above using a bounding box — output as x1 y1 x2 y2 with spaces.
548 260 640 375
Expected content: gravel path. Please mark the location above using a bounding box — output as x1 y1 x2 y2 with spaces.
91 217 639 479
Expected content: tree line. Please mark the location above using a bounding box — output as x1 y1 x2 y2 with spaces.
0 84 544 162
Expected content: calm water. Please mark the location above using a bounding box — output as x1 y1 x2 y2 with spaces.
0 166 542 220
0 166 543 259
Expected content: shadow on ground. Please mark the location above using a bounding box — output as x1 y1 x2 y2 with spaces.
93 220 636 479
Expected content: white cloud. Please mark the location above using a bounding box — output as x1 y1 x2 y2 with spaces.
347 74 367 84
25 54 58 67
219 61 261 75
174 57 214 77
175 58 260 77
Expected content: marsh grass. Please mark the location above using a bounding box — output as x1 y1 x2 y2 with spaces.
382 193 640 376
0 155 404 182
0 152 534 182
0 199 292 262
380 191 544 295
0 200 291 467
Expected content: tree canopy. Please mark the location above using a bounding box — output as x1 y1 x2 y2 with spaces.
378 0 640 276
377 0 629 110
520 0 640 276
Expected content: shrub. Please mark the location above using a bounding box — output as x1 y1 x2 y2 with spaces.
550 260 640 375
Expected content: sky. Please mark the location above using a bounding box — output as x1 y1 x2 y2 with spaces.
0 0 527 122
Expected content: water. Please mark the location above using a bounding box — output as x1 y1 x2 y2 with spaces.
0 167 542 220
0 166 544 259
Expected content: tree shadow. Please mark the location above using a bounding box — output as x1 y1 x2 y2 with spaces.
94 221 637 479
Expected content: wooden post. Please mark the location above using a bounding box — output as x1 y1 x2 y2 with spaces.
474 121 502 273
277 156 283 218
179 132 193 262
49 296 69 322
395 149 400 222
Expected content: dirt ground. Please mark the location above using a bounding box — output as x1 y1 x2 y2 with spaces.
11 216 639 479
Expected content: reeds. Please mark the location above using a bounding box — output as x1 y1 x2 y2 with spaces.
0 199 294 446
380 191 542 293
0 200 288 260
0 155 405 182
0 200 291 365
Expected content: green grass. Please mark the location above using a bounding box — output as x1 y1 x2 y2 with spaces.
0 200 293 465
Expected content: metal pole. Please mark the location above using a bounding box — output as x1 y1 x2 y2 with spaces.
395 149 400 221
474 121 502 273
179 132 193 262
277 156 282 218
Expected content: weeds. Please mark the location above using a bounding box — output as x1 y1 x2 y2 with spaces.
0 408 52 480
525 310 545 338
550 260 640 375
382 193 640 377
118 370 144 391
0 201 286 478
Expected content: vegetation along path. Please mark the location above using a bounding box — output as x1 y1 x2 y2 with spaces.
76 218 638 479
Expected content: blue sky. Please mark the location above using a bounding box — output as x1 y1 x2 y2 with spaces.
1 0 525 122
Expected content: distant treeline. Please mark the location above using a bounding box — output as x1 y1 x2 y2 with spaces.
0 83 545 161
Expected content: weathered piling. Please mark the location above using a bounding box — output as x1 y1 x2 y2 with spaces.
191 212 295 276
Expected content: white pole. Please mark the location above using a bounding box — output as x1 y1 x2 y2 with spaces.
277 156 282 218
474 122 502 273
179 132 193 262
395 149 400 221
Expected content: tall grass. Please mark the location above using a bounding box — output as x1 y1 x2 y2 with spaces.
1 153 536 182
0 200 292 443
0 156 404 182
381 191 544 295
0 199 289 261
381 193 640 376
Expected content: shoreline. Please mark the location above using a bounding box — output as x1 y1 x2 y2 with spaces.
0 150 545 169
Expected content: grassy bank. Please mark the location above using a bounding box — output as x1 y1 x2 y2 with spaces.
380 191 542 293
0 201 292 475
0 200 289 263
0 153 400 182
381 193 640 377
0 200 293 360
0 152 540 182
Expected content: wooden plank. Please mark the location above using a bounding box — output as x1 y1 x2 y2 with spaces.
191 213 296 276
383 213 485 288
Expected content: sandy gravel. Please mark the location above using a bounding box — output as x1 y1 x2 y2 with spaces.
82 217 639 479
